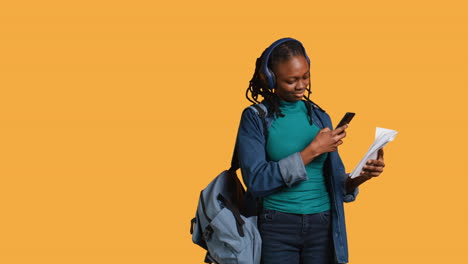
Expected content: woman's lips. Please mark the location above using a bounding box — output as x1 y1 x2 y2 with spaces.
293 91 305 97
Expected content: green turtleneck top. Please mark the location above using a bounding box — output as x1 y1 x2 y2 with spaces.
263 100 330 214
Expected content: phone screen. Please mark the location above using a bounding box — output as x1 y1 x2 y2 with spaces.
335 112 355 129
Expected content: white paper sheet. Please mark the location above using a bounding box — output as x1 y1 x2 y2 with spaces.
350 127 398 179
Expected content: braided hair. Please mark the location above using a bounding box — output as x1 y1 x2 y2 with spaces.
246 40 322 120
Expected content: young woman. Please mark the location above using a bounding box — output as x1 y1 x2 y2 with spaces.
234 38 385 264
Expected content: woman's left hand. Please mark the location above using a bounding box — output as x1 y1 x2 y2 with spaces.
359 148 385 180
346 148 385 193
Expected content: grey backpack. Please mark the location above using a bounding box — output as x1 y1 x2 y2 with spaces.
190 104 267 264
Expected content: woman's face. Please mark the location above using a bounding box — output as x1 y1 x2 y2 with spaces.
272 55 310 102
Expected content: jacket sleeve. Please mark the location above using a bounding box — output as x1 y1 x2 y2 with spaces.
331 129 359 203
235 107 308 198
342 172 359 203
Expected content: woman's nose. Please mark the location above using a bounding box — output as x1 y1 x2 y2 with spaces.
296 80 307 89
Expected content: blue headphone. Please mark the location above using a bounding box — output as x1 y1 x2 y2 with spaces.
259 37 310 90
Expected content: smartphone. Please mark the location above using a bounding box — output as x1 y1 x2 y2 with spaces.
335 112 355 129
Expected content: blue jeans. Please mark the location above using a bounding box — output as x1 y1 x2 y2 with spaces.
258 209 334 264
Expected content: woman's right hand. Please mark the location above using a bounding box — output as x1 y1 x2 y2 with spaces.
300 125 347 165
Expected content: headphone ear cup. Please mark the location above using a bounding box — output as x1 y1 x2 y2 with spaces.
263 66 276 90
269 70 276 90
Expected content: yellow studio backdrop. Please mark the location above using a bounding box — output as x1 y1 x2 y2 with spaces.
0 1 467 263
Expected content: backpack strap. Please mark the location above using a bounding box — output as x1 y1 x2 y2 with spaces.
229 103 268 172
217 193 245 237
250 104 268 140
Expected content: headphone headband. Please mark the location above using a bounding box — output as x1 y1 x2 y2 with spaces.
259 37 310 90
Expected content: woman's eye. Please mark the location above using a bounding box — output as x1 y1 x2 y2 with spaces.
286 81 295 84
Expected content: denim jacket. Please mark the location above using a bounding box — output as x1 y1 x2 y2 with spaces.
234 100 359 264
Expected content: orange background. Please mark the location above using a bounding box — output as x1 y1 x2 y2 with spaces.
0 1 467 263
